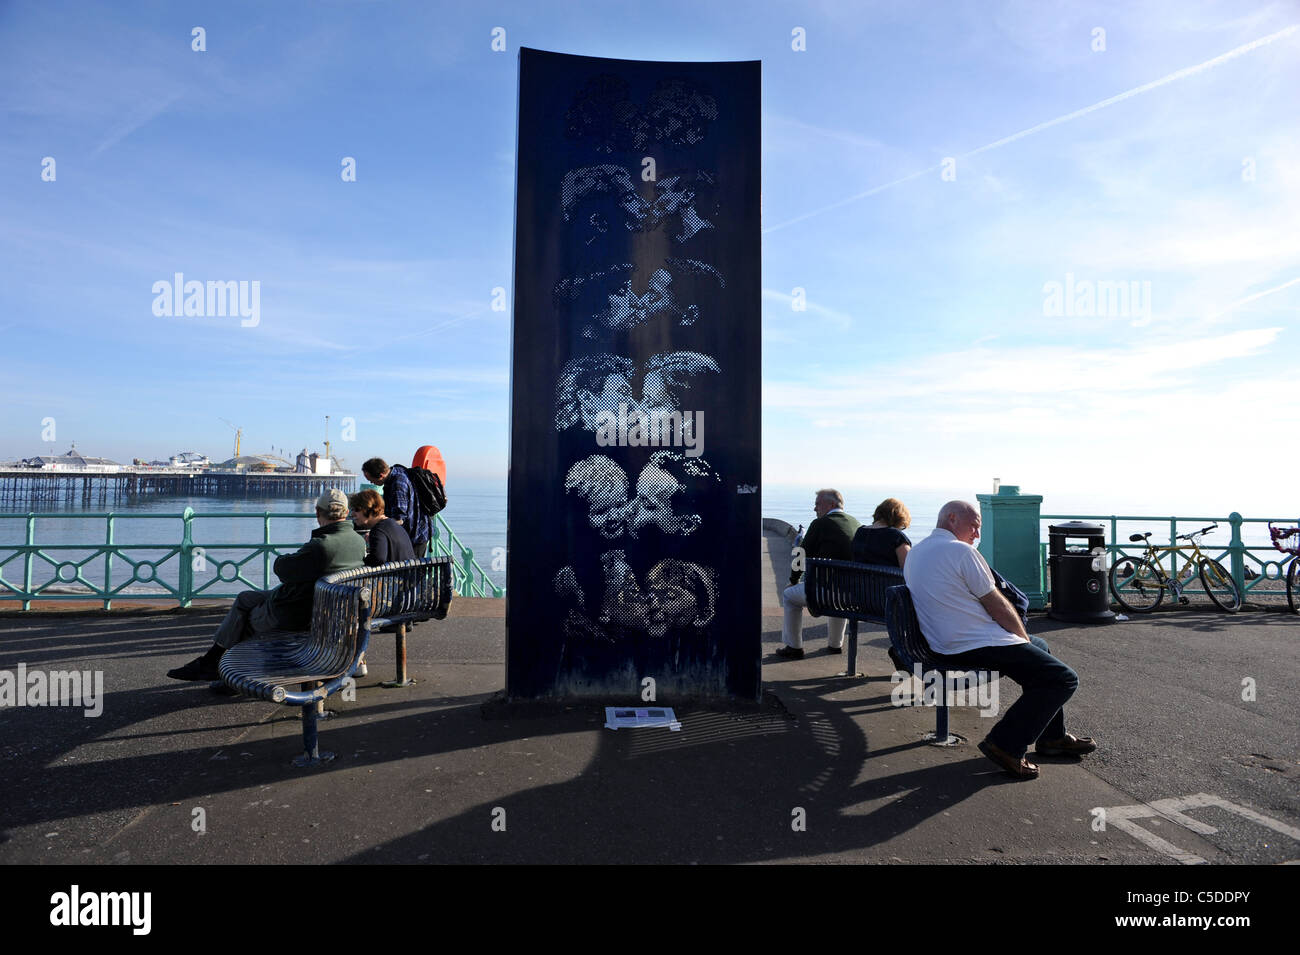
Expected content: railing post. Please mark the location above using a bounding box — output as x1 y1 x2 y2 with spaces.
462 547 475 596
104 513 114 610
179 507 195 608
1168 517 1178 576
263 512 273 591
23 514 35 611
1039 542 1047 598
1228 512 1245 597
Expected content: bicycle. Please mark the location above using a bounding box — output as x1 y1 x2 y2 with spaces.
1109 522 1241 613
1268 522 1300 614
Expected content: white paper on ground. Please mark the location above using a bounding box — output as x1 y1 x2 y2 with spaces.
604 706 682 731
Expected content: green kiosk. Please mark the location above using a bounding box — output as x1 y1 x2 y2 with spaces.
976 485 1046 611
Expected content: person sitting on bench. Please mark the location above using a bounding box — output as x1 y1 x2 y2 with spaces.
903 500 1096 780
346 489 416 677
349 489 415 567
361 457 432 558
166 489 366 682
777 488 861 659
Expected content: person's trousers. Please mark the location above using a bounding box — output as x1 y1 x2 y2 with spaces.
934 635 1078 759
214 590 281 649
781 581 847 649
414 541 429 559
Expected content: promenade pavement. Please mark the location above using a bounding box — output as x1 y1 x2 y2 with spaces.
0 530 1296 865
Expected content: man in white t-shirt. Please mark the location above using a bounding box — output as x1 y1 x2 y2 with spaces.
903 500 1095 780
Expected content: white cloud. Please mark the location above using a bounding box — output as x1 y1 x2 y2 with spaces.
766 327 1282 412
762 322 1296 507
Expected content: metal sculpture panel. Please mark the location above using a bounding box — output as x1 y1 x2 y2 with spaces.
507 48 760 700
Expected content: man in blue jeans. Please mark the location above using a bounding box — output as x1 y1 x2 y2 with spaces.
904 500 1096 780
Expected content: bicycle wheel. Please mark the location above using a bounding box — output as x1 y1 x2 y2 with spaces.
1199 558 1241 612
1110 557 1164 612
1287 560 1300 614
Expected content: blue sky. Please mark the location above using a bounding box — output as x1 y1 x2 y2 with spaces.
2 0 1297 514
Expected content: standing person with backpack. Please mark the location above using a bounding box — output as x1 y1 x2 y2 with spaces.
362 457 433 557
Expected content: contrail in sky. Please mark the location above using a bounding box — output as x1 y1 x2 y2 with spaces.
764 24 1299 235
1208 275 1300 320
91 91 184 156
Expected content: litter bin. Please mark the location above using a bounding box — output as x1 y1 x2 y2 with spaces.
1048 522 1114 622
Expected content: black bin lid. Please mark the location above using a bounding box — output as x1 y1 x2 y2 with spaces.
1048 521 1105 536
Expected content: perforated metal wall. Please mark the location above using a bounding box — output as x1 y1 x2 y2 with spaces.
507 49 760 701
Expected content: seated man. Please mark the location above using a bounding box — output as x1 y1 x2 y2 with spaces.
903 500 1095 779
777 488 860 659
167 489 367 682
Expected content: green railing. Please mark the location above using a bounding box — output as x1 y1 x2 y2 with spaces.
1039 512 1299 606
427 513 503 599
0 509 503 610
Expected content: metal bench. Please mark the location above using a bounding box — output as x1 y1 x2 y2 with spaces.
803 558 904 676
218 556 453 766
884 583 1000 746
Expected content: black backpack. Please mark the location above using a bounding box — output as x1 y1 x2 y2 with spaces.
991 567 1030 625
407 466 447 518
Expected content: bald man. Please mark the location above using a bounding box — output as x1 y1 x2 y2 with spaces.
903 500 1095 780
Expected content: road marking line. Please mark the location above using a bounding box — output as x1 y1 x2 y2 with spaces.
1100 792 1299 864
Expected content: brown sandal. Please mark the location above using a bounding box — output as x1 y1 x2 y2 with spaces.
979 738 1040 779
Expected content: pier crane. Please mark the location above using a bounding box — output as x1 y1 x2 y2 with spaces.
219 418 243 459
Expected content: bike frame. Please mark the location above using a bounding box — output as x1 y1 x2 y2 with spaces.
1131 535 1216 599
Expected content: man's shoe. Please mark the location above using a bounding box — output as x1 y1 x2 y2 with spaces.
826 646 842 655
167 655 220 681
773 644 805 659
978 738 1039 779
1035 734 1097 757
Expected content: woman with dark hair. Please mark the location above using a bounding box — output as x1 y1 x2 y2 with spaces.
349 489 415 567
853 497 912 673
347 489 415 677
851 497 912 568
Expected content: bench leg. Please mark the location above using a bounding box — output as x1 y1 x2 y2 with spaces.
293 689 336 767
300 681 333 720
381 624 415 688
924 677 960 746
839 620 864 679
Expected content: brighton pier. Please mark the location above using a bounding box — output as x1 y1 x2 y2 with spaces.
0 467 355 506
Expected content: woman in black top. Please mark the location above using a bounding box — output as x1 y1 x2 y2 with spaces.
347 490 417 675
853 497 912 673
851 497 912 568
350 489 416 566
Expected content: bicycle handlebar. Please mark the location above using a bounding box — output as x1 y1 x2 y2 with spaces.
1175 522 1218 542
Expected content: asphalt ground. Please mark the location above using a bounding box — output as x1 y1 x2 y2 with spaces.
0 619 1294 866
0 533 1295 868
